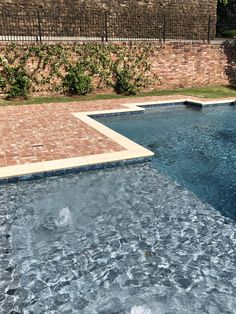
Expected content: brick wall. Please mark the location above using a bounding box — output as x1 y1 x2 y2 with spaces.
152 43 229 89
0 0 217 39
0 42 231 96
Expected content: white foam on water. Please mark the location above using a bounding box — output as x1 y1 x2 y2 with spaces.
55 207 72 227
130 305 153 314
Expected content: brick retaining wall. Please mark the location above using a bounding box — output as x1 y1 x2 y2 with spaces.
0 42 232 96
152 43 229 89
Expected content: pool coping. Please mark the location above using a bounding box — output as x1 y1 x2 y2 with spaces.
0 97 235 183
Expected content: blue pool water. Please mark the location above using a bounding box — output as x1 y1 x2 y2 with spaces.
0 104 236 313
98 105 236 220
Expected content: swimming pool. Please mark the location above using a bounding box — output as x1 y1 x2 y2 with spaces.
0 104 236 313
98 104 236 220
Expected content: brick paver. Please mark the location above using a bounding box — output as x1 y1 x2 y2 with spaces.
0 95 224 168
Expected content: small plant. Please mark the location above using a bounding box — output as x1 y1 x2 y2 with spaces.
8 69 31 99
63 63 93 96
114 67 137 95
2 66 31 99
221 30 236 38
229 77 236 88
0 75 6 92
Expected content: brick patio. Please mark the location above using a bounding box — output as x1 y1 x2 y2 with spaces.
0 95 232 169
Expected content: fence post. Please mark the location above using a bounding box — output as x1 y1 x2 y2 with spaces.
163 14 166 43
207 15 211 44
37 9 42 43
104 11 108 42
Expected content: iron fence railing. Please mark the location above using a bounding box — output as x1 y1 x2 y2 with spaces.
0 9 216 44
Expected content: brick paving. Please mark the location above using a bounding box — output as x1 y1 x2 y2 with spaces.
0 95 226 168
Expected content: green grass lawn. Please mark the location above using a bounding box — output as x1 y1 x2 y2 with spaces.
0 86 236 107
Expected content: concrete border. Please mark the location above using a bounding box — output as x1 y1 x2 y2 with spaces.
0 97 235 181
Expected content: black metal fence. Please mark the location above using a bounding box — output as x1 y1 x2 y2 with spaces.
0 9 216 44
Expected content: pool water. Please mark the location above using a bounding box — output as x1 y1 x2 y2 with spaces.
0 105 236 313
98 105 236 220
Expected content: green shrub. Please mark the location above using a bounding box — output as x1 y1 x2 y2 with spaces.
114 68 137 95
0 75 6 91
221 30 236 38
2 67 31 99
229 76 236 88
8 70 31 99
63 64 93 95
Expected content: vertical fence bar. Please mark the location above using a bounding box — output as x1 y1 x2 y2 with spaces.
4 14 7 43
163 14 166 43
104 11 108 42
207 15 211 44
37 9 42 43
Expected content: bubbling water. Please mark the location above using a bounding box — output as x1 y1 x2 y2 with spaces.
55 207 72 227
130 305 153 314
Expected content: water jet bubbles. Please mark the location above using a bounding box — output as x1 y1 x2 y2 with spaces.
55 207 72 228
130 305 153 314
